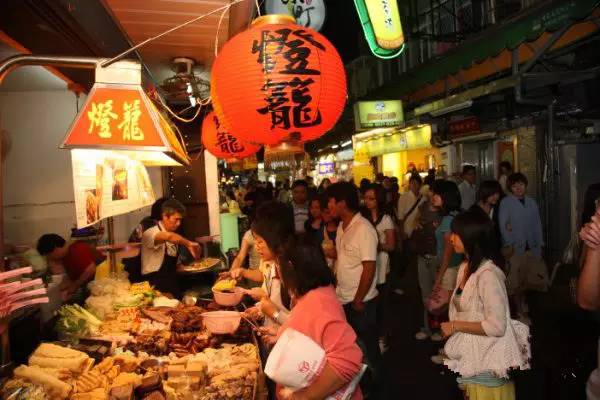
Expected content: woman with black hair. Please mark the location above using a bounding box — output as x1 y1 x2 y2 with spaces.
305 196 325 244
361 184 396 285
361 183 396 353
440 210 530 400
262 239 364 400
224 201 293 331
429 180 464 360
471 180 504 264
221 189 241 214
471 180 503 220
317 177 332 194
304 196 339 266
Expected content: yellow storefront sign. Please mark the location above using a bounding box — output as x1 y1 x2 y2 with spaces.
353 125 431 158
354 100 404 130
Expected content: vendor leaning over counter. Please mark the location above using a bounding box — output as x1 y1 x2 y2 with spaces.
37 234 105 302
141 198 201 298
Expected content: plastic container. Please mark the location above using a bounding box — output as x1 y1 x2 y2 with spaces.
201 311 241 334
212 287 245 307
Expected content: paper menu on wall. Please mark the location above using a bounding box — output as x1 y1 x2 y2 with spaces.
71 149 155 228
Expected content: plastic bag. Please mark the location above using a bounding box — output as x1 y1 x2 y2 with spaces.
265 328 364 400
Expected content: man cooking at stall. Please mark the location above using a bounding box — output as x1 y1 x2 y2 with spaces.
141 198 201 298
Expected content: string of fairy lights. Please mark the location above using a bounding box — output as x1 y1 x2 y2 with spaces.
168 117 198 203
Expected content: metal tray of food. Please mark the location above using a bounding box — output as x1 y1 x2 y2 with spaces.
177 257 222 274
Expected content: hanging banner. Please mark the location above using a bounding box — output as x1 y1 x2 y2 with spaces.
354 100 404 130
265 0 327 32
71 149 155 228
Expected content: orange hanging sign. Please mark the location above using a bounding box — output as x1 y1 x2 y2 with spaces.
63 84 167 147
62 84 190 167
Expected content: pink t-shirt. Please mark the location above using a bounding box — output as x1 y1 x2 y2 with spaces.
277 285 363 400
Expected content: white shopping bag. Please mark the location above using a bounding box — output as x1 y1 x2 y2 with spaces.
265 328 366 400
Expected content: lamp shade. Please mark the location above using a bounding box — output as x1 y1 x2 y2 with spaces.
211 14 347 145
201 112 260 159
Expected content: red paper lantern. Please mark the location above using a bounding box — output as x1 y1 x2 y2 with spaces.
202 112 260 159
211 14 347 145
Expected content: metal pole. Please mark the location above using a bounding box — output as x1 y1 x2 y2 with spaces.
0 120 7 375
0 55 99 85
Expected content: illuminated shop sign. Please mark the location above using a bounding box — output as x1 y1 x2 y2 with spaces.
354 100 404 130
354 0 405 59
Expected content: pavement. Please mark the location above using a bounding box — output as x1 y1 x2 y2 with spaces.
378 260 600 400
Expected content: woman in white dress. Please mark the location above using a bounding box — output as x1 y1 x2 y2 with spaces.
440 210 530 400
361 183 395 352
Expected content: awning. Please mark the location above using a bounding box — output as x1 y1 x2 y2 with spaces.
367 0 599 103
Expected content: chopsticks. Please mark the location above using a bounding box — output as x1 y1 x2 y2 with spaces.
239 314 261 331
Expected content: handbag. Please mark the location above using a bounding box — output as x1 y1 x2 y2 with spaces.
398 195 422 239
426 282 451 315
443 267 531 378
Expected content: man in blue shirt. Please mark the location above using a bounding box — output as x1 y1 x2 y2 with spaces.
498 172 547 324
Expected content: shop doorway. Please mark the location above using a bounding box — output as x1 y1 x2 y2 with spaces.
459 140 495 181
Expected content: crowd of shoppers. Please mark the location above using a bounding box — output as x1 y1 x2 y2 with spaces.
214 161 555 399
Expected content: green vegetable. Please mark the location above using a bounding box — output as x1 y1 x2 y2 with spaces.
113 293 145 309
56 304 102 340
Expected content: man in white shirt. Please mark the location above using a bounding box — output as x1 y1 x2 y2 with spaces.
459 164 477 210
141 199 201 297
325 181 381 383
291 179 309 234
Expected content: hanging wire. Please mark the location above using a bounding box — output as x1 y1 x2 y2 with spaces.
255 0 262 16
214 2 233 57
158 98 202 123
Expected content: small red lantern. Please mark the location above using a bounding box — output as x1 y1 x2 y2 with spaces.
202 112 260 159
211 14 347 145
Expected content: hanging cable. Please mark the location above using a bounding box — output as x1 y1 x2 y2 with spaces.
214 2 233 57
155 94 203 123
255 0 262 16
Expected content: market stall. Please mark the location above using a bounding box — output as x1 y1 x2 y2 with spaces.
1 275 264 400
0 5 349 399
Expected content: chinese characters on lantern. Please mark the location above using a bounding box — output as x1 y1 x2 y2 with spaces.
214 116 246 155
87 99 145 141
252 28 325 131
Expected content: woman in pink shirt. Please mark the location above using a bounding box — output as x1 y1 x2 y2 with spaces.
261 239 364 400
